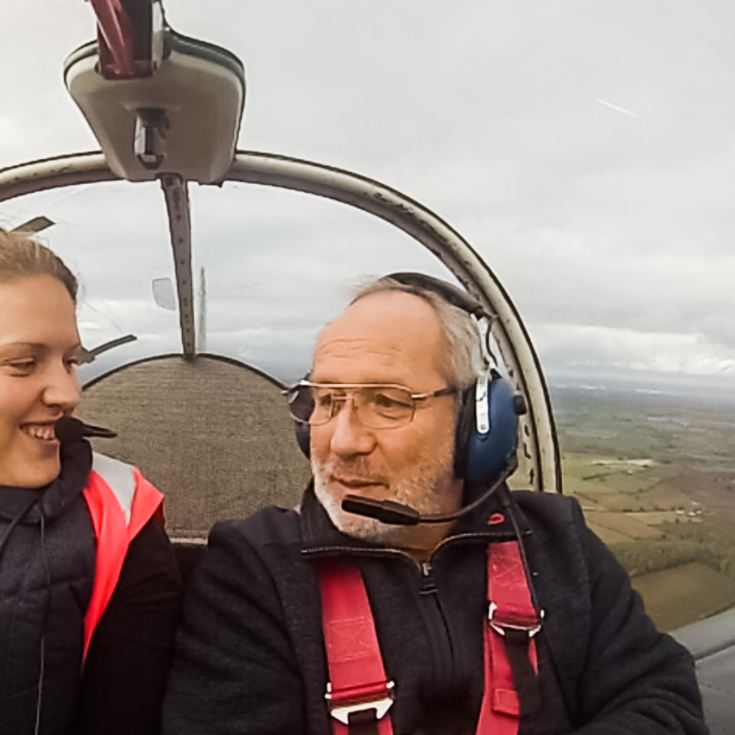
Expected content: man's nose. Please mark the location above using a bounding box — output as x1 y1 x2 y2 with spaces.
328 398 375 458
42 363 81 412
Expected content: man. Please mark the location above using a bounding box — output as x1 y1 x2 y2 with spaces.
163 276 707 734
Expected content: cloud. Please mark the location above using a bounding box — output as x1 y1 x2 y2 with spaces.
0 2 96 166
535 323 735 378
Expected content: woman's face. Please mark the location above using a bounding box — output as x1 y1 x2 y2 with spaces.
0 275 81 488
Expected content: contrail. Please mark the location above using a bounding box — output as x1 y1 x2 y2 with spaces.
595 98 640 118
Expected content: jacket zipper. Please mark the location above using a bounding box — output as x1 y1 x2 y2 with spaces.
419 561 436 593
417 559 456 693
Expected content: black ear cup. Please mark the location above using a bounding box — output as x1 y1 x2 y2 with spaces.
295 421 310 459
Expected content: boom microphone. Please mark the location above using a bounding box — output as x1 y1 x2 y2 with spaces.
341 464 515 525
54 417 118 444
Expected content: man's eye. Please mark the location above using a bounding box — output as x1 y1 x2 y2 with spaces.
372 390 412 413
314 391 335 408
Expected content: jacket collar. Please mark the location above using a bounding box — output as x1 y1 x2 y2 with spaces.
0 435 92 524
299 480 531 559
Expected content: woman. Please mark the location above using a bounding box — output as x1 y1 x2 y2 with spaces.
0 227 182 735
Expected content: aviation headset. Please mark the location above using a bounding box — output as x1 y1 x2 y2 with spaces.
293 272 523 492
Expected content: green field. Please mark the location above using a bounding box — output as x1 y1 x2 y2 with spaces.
631 562 735 631
552 383 735 630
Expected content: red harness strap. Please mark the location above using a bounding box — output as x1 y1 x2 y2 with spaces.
317 561 395 735
477 540 541 735
317 541 541 735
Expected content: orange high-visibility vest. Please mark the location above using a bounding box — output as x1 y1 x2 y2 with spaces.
81 453 164 662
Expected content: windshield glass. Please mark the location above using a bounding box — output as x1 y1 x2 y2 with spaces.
0 182 182 377
189 183 462 383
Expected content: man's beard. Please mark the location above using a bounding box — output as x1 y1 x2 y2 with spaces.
313 435 458 548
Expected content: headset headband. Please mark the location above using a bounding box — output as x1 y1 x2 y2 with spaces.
386 272 490 321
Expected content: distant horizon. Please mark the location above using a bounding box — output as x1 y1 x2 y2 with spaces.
546 366 735 402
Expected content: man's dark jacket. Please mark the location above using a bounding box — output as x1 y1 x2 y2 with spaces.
163 486 707 734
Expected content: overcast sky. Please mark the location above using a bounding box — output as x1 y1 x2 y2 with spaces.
1 0 734 391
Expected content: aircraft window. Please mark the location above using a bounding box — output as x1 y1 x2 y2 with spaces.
0 181 184 376
188 183 471 384
555 385 735 632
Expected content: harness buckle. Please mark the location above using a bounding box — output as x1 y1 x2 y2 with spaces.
488 601 544 638
325 680 395 726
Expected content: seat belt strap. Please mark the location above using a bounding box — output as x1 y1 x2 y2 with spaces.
317 560 395 735
477 540 541 735
317 539 541 735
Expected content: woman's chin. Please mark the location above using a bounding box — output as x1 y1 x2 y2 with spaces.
0 455 60 489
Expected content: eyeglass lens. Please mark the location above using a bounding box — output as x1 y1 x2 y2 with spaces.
288 385 415 428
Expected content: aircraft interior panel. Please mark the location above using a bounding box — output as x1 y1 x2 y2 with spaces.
80 354 310 540
674 608 735 732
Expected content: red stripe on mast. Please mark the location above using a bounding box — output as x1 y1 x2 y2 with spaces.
89 0 153 79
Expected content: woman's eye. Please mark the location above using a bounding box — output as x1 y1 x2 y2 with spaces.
6 360 35 373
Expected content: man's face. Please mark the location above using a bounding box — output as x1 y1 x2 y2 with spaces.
310 291 463 551
0 276 81 488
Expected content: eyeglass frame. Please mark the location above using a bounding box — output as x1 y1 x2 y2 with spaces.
283 380 457 429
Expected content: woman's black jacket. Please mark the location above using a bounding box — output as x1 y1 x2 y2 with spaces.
0 434 182 735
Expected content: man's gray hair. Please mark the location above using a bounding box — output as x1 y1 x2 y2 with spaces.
351 276 486 389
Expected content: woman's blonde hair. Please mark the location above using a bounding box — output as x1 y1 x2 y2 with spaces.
0 227 77 303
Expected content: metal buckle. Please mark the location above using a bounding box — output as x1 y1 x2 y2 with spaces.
488 602 544 638
325 681 395 726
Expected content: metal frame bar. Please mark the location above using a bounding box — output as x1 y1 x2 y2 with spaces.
160 174 196 357
0 153 117 201
0 151 561 491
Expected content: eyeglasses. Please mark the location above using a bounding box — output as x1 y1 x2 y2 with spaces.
284 381 457 430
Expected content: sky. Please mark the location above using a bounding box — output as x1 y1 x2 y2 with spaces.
0 0 734 391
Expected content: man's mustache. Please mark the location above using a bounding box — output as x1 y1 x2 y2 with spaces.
315 459 389 487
